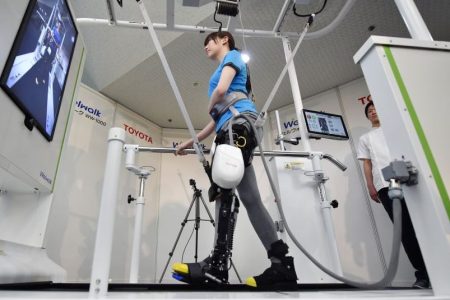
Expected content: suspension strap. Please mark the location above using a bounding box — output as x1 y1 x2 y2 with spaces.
210 91 248 122
136 0 207 164
254 18 312 128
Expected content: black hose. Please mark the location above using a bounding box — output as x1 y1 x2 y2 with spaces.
293 0 328 17
213 3 223 32
228 113 403 289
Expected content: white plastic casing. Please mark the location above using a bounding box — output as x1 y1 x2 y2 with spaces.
212 144 244 189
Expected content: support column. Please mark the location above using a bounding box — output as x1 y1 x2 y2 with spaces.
394 0 433 41
89 128 125 298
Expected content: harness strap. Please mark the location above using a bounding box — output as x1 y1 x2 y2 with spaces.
228 106 240 143
209 91 248 122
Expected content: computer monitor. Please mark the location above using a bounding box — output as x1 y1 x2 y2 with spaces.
0 0 78 141
303 109 349 140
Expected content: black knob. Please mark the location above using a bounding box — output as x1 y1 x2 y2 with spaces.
330 200 339 209
127 194 136 204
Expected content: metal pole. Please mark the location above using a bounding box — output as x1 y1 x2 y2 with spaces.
281 37 311 152
129 146 347 171
166 0 175 29
129 175 147 283
275 110 285 151
89 128 126 298
394 0 433 41
75 18 304 38
194 190 200 263
105 0 117 25
255 23 310 128
272 0 291 33
136 0 206 163
312 155 343 276
282 35 343 275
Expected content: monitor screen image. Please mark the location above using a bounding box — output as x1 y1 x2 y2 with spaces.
303 109 349 140
0 0 78 141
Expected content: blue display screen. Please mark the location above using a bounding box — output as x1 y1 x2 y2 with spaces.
303 109 349 140
0 0 78 141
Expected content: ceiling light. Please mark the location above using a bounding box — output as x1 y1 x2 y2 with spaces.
241 52 250 63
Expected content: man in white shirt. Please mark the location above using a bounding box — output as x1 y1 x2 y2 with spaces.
357 102 429 289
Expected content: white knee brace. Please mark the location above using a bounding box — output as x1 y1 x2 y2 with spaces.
211 144 244 189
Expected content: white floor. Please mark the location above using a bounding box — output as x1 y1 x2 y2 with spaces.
0 289 441 300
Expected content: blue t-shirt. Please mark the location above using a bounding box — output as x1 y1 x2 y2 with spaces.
208 50 257 132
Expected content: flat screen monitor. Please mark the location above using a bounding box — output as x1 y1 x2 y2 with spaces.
0 0 78 141
303 109 349 140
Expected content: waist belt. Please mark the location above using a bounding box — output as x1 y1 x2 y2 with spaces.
209 91 248 122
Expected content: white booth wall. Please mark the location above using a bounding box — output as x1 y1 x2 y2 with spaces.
45 78 416 285
0 0 85 283
46 84 162 282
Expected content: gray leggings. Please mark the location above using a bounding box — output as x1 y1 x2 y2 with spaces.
214 164 278 251
213 113 278 252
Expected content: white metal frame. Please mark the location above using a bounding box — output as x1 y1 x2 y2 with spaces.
86 0 437 297
77 0 356 39
277 37 343 276
89 128 126 298
89 138 346 297
124 144 152 284
78 0 431 41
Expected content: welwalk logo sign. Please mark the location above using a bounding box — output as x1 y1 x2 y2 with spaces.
74 100 107 126
282 118 299 136
172 141 207 150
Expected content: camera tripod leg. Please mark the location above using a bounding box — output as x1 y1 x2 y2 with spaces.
159 194 197 283
160 181 242 284
199 193 215 226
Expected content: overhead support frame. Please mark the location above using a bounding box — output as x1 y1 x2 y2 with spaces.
272 0 292 33
166 0 175 29
105 0 117 25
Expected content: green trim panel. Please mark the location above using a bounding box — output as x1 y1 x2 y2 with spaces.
384 46 450 221
52 47 85 192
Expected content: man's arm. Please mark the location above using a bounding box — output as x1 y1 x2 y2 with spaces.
362 159 380 203
175 120 216 155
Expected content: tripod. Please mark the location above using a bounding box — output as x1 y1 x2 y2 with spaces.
159 179 241 283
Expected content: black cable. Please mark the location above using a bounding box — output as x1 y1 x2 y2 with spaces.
293 0 327 17
181 226 195 262
213 2 223 32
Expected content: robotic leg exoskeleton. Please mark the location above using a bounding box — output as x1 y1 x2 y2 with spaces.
172 116 257 285
172 189 240 285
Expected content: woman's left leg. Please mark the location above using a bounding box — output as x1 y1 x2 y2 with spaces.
237 164 298 289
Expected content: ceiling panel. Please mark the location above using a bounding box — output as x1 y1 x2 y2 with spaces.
71 0 215 90
72 0 450 129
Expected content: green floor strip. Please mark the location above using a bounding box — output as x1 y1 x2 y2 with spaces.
384 46 450 221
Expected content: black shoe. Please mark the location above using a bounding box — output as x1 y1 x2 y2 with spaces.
412 278 430 289
245 256 298 289
246 240 298 289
